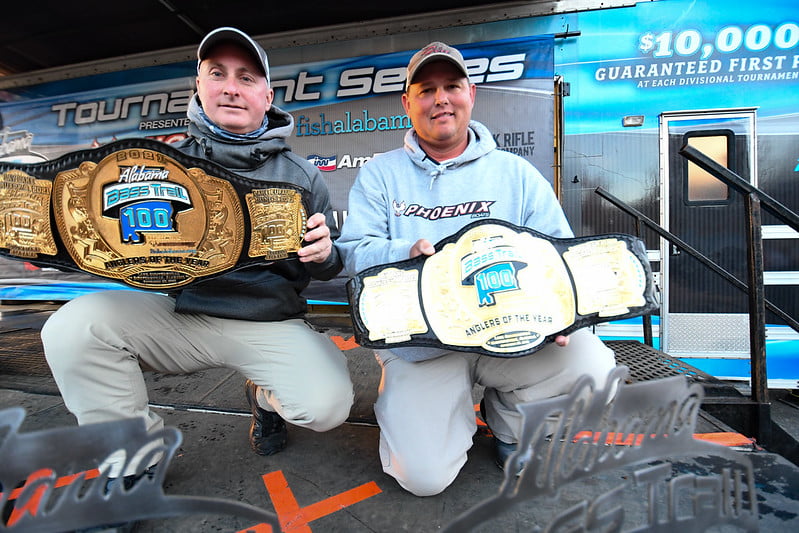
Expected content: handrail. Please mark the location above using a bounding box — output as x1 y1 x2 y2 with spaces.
594 187 798 332
596 145 799 446
680 144 799 231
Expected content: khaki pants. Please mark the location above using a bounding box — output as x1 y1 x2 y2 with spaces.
42 290 354 438
373 328 616 496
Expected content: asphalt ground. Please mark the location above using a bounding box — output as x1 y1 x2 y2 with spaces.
1 300 798 532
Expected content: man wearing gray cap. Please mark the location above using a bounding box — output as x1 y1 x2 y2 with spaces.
337 41 615 496
42 27 354 476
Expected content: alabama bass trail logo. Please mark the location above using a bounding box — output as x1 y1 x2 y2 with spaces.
51 147 246 288
460 237 526 307
102 164 191 243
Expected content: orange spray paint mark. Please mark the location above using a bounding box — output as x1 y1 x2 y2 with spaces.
241 470 382 532
2 468 100 501
330 336 360 351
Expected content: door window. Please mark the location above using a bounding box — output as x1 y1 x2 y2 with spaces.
684 130 733 204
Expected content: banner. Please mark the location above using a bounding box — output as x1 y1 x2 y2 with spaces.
0 35 555 299
559 0 799 134
0 35 555 227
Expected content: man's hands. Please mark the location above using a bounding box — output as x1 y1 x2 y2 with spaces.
297 213 333 263
409 237 570 347
409 238 435 258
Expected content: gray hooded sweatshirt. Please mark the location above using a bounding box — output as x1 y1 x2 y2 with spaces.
171 96 341 321
336 120 573 361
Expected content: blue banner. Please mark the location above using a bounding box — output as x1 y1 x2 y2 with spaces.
0 35 553 150
560 0 799 133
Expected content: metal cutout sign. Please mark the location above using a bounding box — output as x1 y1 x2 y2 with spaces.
444 366 759 532
0 407 280 532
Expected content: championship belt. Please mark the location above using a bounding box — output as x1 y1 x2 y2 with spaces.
347 219 658 357
0 139 309 289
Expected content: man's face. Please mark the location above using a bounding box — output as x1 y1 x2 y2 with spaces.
196 42 273 134
402 61 475 158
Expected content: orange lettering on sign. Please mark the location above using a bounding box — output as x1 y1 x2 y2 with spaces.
571 431 753 447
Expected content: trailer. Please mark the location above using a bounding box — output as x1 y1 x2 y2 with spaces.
0 0 797 386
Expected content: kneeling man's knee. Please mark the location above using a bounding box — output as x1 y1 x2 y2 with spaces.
391 458 460 497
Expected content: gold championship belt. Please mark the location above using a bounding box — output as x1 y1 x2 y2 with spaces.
0 139 309 289
347 219 658 357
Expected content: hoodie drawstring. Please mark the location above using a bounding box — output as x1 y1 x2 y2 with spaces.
199 137 212 157
428 163 453 190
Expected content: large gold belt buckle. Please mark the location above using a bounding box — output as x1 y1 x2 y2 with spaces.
347 219 658 357
0 139 308 289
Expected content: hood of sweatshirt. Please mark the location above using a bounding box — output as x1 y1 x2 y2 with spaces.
402 120 497 187
185 94 295 171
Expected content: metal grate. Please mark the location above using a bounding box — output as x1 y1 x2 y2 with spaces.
0 329 52 377
606 340 744 399
609 339 716 382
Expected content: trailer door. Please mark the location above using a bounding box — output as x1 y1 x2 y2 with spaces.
659 109 757 360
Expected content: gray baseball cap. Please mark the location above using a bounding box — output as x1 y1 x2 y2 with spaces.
197 27 271 86
405 41 469 90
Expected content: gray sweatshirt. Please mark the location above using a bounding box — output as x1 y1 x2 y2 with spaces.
336 120 573 361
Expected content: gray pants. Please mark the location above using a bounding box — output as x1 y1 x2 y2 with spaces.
42 290 354 439
373 328 616 496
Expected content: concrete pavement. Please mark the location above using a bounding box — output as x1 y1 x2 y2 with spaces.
2 301 798 532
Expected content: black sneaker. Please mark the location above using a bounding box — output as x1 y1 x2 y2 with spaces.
481 398 528 474
244 379 288 456
494 437 517 471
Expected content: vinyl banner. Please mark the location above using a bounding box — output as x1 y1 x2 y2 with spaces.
0 36 554 297
0 35 554 229
559 0 799 134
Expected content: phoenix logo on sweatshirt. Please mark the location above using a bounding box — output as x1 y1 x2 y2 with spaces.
392 199 494 220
